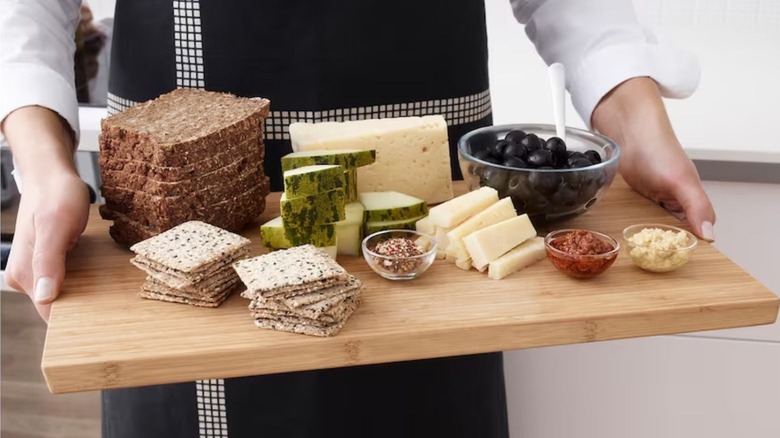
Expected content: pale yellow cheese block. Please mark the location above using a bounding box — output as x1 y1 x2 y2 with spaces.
415 216 435 235
463 214 537 270
428 186 498 228
289 116 454 204
446 197 517 261
487 237 546 280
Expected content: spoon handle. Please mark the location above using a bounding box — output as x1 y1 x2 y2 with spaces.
548 62 566 141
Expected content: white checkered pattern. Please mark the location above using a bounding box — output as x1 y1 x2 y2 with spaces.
106 92 140 116
196 379 228 437
173 0 205 89
264 89 492 140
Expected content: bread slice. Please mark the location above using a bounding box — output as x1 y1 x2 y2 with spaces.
99 88 270 167
101 180 268 233
99 135 263 182
101 149 264 196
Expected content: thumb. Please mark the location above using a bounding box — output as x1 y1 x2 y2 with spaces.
31 222 72 305
673 180 716 242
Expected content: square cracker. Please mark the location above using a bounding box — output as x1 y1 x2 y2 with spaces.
253 318 345 337
138 286 235 307
249 277 362 319
281 276 362 308
233 245 348 295
144 276 239 299
132 247 249 284
144 265 239 291
130 221 250 273
251 293 361 324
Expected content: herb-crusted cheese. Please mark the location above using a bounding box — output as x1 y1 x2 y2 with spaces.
260 217 337 249
283 165 346 198
280 189 346 228
280 149 376 172
358 191 428 222
289 116 454 204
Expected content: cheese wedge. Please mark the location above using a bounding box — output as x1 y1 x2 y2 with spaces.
359 191 428 222
455 256 473 271
463 214 537 271
415 216 434 235
334 202 365 256
290 117 453 204
488 237 546 280
428 186 498 228
446 197 517 260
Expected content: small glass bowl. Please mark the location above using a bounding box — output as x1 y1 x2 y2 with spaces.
622 224 697 273
544 229 620 279
362 230 437 280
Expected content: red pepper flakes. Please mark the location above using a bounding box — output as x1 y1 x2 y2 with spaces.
547 230 617 279
370 237 424 274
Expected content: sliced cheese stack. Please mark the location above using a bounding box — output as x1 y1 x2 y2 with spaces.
262 149 378 257
359 191 429 235
281 149 376 203
420 188 546 280
233 245 363 337
289 116 454 204
129 221 250 307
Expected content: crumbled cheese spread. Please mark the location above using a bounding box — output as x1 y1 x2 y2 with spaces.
627 227 692 272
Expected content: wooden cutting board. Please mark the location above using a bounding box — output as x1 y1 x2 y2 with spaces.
41 178 779 393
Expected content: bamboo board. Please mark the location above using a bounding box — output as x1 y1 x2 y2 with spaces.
41 178 779 393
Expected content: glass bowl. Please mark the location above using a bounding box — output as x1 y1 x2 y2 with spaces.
361 230 437 280
458 124 620 226
622 224 697 272
544 229 620 279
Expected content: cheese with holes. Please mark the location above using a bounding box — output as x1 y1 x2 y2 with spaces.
463 214 537 270
428 186 498 228
488 237 546 280
446 197 517 260
289 116 454 204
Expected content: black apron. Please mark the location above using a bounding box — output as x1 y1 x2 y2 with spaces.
104 1 506 437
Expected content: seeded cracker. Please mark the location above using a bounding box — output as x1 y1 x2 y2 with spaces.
232 245 348 295
131 247 250 283
131 221 250 274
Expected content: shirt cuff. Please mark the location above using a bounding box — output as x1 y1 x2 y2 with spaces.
568 41 701 128
0 63 80 147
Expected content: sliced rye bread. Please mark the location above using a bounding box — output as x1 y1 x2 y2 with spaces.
102 169 267 223
101 149 264 196
99 136 263 182
102 182 268 237
99 88 270 167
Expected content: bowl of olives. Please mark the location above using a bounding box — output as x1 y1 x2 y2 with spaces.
458 124 620 226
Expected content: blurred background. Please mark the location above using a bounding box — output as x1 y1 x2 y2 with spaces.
1 1 779 437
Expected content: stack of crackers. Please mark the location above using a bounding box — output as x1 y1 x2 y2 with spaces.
130 221 251 307
233 245 363 337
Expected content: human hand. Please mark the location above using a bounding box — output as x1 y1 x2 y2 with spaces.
2 106 90 321
592 78 716 241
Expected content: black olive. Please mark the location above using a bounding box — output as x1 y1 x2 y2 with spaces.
473 149 491 161
491 140 511 159
503 156 529 168
505 130 527 144
564 172 584 189
520 134 543 151
529 171 562 196
551 184 580 210
566 152 586 167
480 167 508 191
545 137 567 155
526 149 554 167
503 143 528 161
584 150 602 164
482 155 500 165
569 157 592 168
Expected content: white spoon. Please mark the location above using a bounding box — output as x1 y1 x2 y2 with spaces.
548 62 566 141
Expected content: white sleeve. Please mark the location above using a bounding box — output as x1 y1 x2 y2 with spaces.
0 0 82 144
510 0 700 127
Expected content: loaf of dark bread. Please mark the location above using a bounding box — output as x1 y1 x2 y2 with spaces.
101 149 263 196
103 176 269 230
100 181 268 239
99 88 271 245
99 89 270 167
99 136 263 182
